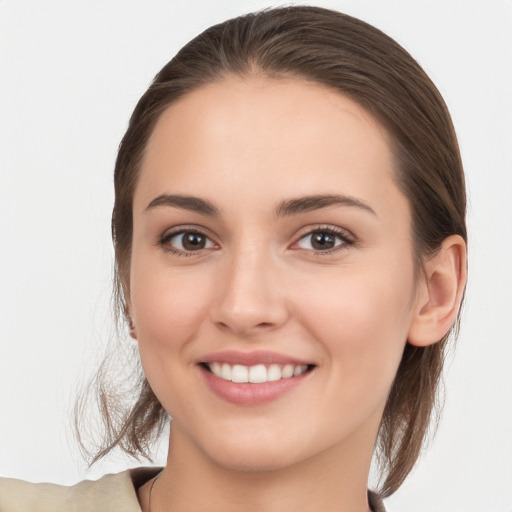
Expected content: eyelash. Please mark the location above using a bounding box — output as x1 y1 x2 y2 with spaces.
159 227 217 257
292 226 355 255
158 225 355 257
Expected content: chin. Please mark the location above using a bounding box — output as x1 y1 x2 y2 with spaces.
191 422 326 474
206 443 301 473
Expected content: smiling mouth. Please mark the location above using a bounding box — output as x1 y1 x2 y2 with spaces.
201 362 314 384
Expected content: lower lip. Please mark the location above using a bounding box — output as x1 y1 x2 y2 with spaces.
200 366 311 405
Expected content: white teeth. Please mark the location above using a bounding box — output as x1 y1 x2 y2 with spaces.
207 362 310 383
267 364 282 382
231 364 249 383
294 364 307 376
221 363 232 381
211 362 222 376
282 364 294 379
248 364 267 383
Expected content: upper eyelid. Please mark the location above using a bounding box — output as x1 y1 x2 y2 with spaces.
160 224 216 240
292 225 355 242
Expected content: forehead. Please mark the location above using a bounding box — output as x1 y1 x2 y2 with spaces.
135 75 406 222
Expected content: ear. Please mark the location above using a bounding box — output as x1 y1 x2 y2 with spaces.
129 318 138 340
408 235 467 347
124 303 138 340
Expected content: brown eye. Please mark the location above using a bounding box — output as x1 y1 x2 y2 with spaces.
182 232 206 250
296 229 350 252
165 231 215 252
311 232 336 250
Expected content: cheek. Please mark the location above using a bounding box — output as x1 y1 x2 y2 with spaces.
294 262 415 387
130 262 214 362
129 263 219 418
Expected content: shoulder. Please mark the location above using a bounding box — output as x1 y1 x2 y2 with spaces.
0 468 159 512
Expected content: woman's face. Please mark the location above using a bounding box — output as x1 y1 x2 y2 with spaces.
129 76 422 471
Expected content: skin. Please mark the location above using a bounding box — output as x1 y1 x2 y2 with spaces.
128 75 464 512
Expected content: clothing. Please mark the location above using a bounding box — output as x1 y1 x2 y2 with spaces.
0 468 158 512
0 467 386 512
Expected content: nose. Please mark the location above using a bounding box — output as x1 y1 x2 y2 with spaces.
209 245 289 337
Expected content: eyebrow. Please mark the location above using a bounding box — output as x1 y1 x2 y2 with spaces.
275 194 376 217
145 193 376 217
146 194 220 216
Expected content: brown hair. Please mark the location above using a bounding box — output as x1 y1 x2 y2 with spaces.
80 6 466 497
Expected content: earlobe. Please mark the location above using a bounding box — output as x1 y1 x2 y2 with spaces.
125 303 138 340
129 318 138 340
408 235 467 347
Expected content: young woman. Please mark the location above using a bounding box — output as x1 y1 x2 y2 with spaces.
0 6 467 512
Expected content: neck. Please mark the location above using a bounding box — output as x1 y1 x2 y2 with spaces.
150 423 376 512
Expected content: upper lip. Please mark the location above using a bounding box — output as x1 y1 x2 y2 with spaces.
199 350 313 367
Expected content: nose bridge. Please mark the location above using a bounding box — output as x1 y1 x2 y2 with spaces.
211 237 287 335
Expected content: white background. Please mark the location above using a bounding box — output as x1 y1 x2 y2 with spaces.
0 1 511 511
